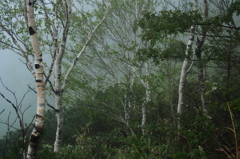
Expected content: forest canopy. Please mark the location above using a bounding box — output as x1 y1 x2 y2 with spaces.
0 0 240 158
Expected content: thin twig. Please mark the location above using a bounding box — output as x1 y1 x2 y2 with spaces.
227 103 238 159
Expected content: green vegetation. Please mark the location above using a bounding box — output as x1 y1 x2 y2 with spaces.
0 0 240 158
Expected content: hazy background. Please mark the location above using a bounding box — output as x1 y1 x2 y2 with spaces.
0 50 36 138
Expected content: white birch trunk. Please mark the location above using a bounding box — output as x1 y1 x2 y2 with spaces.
53 1 107 152
138 0 152 136
26 1 46 158
123 61 151 136
123 94 135 136
53 0 72 152
54 94 64 152
177 0 198 129
141 62 150 136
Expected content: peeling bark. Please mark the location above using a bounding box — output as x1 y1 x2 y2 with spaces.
26 0 46 158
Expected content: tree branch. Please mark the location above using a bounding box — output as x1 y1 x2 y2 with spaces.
62 5 109 90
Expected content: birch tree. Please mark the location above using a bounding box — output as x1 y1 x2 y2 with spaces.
136 1 199 128
137 0 240 128
48 0 73 152
53 1 108 152
0 0 108 156
28 0 108 153
177 0 198 129
24 0 46 158
64 0 158 136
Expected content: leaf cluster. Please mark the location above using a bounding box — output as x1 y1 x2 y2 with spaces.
135 10 202 45
137 39 186 64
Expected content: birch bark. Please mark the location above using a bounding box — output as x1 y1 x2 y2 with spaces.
136 0 152 136
177 0 198 129
141 61 150 136
0 0 108 155
26 0 46 158
53 0 72 152
53 1 108 152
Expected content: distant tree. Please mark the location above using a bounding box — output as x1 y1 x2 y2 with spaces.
136 0 240 128
0 78 33 158
64 0 162 136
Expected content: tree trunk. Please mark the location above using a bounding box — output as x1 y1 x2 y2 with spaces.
141 61 150 136
195 0 208 113
53 1 108 152
26 0 46 158
123 93 135 136
177 25 195 128
195 36 207 113
53 0 72 152
177 0 198 129
54 57 64 152
54 93 64 152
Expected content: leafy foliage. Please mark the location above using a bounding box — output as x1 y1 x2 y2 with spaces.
1 0 240 159
135 10 202 45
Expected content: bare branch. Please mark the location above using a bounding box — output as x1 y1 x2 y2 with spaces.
0 109 5 115
62 5 109 90
0 22 35 76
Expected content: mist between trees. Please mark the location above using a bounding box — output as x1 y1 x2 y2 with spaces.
0 0 240 158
